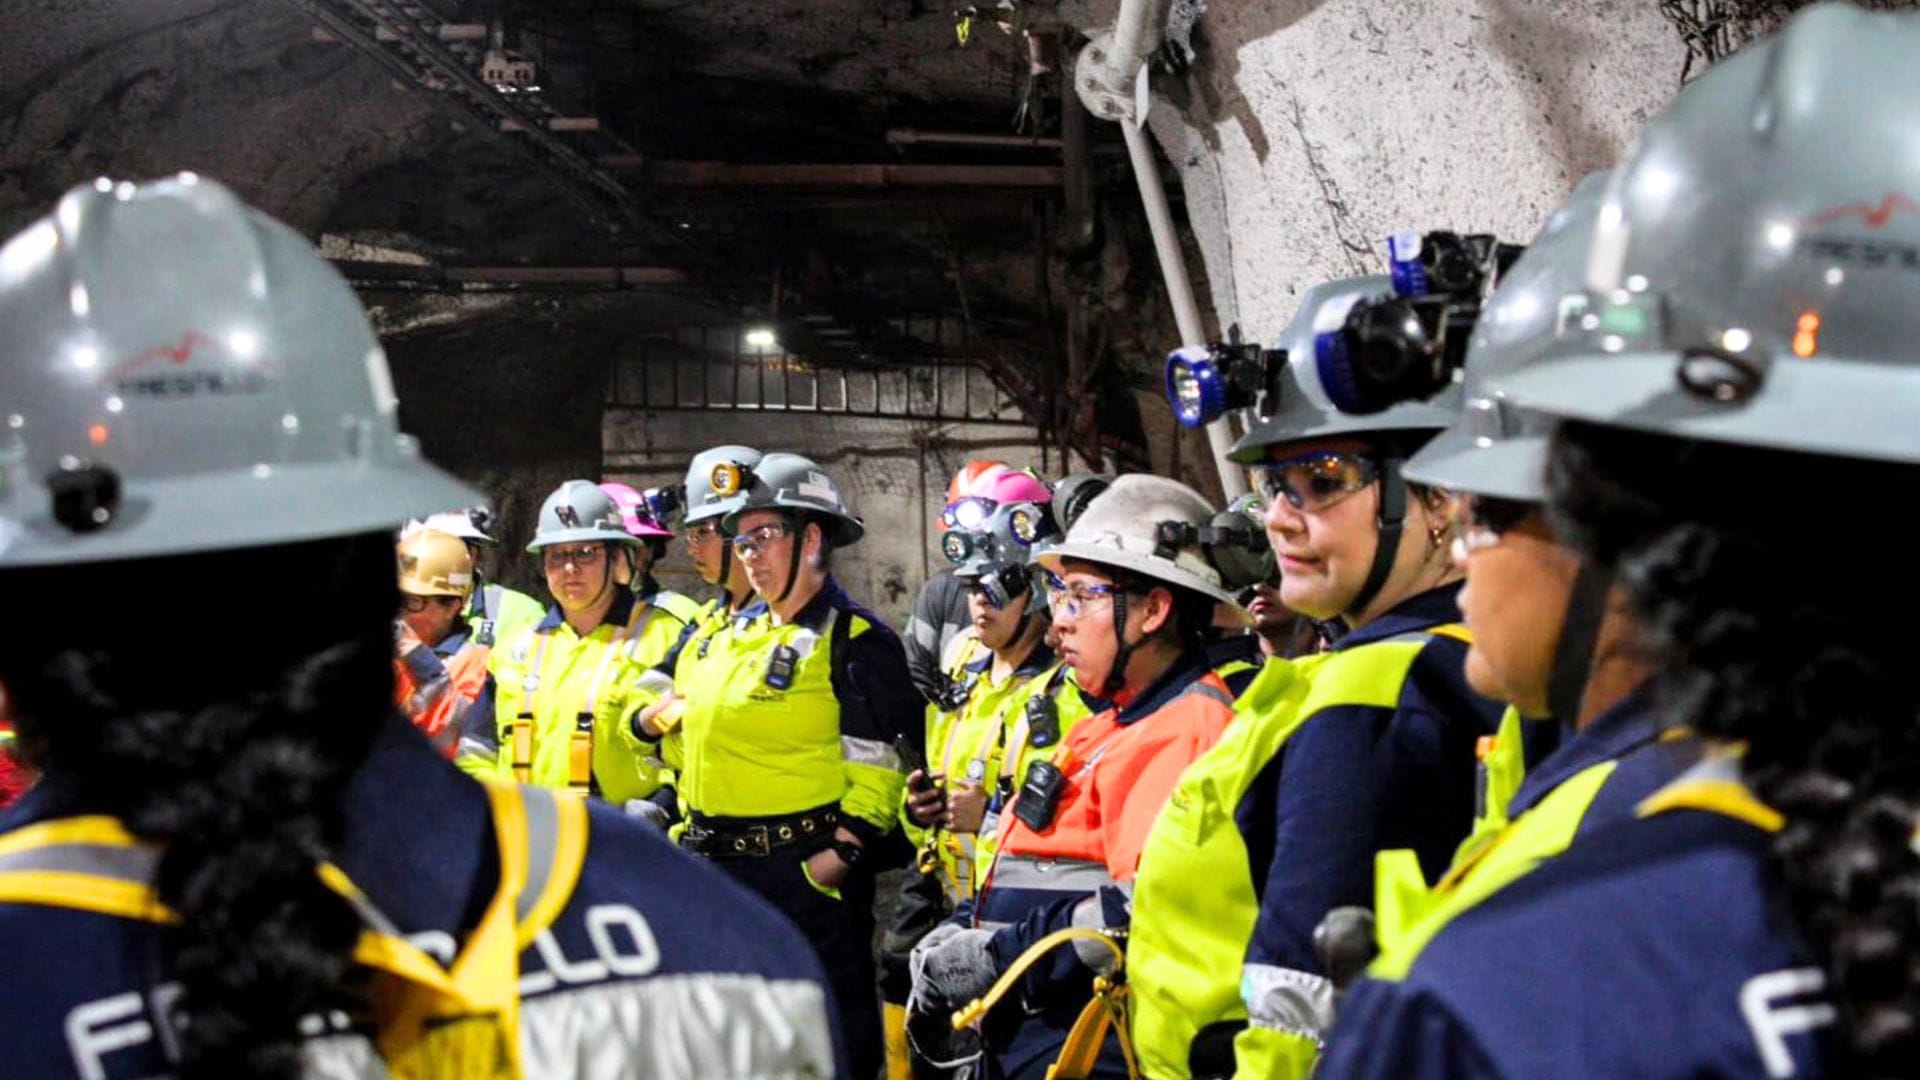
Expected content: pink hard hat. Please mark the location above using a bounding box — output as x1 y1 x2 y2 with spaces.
978 466 1052 506
598 481 675 539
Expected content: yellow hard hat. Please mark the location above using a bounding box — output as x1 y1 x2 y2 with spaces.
397 528 475 599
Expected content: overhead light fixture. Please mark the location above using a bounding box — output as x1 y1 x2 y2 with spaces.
744 327 778 350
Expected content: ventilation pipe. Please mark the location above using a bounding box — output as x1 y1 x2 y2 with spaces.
1074 4 1247 499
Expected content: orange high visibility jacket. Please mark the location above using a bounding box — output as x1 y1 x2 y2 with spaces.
969 662 1238 1076
395 627 491 758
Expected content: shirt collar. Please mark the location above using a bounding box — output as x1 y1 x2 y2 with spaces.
434 625 474 657
1113 649 1209 725
1331 582 1465 650
534 587 638 635
1507 683 1662 818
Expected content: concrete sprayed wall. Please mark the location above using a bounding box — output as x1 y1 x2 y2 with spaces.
604 409 1050 631
1081 0 1680 351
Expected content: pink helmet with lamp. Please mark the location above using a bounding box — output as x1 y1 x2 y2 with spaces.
598 482 675 540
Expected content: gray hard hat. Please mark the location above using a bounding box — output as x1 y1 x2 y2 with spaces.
1494 4 1920 465
0 175 476 568
1229 276 1462 465
1037 473 1250 623
721 451 865 546
682 444 763 526
1402 172 1613 500
527 479 637 551
422 507 496 544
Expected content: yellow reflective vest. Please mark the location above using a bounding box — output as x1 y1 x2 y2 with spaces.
459 590 688 803
673 578 915 841
1128 624 1475 1080
907 637 1057 902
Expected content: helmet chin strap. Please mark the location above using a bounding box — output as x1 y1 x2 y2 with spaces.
775 512 805 605
1546 563 1612 724
1346 458 1408 624
1104 588 1141 699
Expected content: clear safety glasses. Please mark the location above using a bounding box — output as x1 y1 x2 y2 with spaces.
1449 494 1533 561
1042 569 1121 620
1253 451 1380 513
730 520 796 557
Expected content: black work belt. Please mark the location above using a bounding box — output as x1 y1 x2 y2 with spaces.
681 806 839 858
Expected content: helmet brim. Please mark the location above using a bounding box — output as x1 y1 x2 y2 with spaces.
0 458 478 568
1495 350 1920 466
525 529 641 552
1399 421 1550 502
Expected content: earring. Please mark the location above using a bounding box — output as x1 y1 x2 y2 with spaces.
1428 524 1448 551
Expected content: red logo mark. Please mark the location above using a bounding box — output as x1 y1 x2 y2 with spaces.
104 331 222 381
1803 191 1920 231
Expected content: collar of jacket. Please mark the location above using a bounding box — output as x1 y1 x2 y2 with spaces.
1506 683 1661 820
1330 581 1466 650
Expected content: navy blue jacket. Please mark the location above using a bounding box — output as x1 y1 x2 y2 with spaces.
1318 693 1840 1079
0 717 846 1078
1239 584 1504 987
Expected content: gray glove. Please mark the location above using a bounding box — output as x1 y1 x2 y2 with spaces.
623 798 672 830
908 924 999 1016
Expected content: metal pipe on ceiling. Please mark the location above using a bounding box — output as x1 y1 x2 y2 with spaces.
599 160 1064 188
334 261 690 290
885 129 1065 150
1073 0 1248 499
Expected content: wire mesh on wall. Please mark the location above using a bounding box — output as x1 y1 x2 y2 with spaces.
605 322 1035 426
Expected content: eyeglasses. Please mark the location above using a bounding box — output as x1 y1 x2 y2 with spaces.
401 594 464 613
684 521 722 546
1042 570 1123 620
542 544 605 570
1449 495 1533 561
1254 451 1380 513
730 520 796 557
942 497 997 531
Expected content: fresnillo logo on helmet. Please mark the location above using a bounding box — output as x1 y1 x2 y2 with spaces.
1800 191 1920 272
103 330 274 398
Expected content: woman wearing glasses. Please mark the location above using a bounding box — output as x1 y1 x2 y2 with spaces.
1124 275 1506 1079
392 527 492 756
906 474 1244 1079
1326 10 1920 1073
635 451 921 1080
456 480 690 811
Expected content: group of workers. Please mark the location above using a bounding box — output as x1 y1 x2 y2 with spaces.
2 3 1918 1077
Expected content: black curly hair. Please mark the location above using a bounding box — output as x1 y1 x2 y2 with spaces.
0 530 400 1078
1547 419 1920 1078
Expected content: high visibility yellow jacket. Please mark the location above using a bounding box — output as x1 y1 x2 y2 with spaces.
1128 585 1500 1079
672 577 920 846
466 581 546 651
457 589 690 803
907 636 1057 903
969 659 1096 894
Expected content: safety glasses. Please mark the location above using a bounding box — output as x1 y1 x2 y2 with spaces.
1449 494 1533 561
683 520 723 546
541 544 606 570
1254 451 1380 513
400 594 463 613
941 497 997 531
1042 570 1122 620
730 520 796 557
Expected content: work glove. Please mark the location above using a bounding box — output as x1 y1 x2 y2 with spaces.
908 924 999 1017
623 798 673 831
